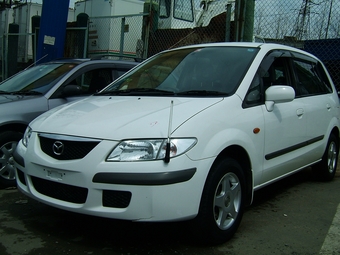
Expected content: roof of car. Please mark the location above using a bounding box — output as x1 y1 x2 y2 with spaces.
167 42 319 61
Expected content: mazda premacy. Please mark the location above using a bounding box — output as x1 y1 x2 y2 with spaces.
14 43 340 244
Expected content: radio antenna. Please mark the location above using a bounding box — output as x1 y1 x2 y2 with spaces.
164 100 174 163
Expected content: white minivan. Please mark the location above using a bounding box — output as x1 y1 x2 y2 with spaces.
14 43 340 244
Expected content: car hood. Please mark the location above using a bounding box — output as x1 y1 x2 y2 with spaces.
31 96 223 140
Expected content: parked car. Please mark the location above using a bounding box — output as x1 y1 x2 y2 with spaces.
14 43 340 244
0 58 138 188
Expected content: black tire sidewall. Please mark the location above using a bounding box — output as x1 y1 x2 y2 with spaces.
0 131 23 188
312 133 339 182
193 157 246 245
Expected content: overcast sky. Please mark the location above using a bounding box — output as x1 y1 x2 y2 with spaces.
254 0 340 40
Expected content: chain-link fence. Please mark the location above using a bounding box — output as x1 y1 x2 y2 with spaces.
254 0 340 41
0 27 87 80
87 14 146 60
253 0 340 89
64 27 88 59
82 0 339 87
0 33 35 80
141 0 340 88
1 0 339 86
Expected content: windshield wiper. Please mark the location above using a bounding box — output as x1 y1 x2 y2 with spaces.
97 88 227 97
176 90 228 96
97 88 175 96
11 91 43 95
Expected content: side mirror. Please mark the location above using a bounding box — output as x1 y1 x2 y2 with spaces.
265 85 295 112
62 85 82 97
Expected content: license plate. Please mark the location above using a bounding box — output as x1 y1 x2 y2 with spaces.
46 169 64 181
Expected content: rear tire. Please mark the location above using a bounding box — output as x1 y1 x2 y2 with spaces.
0 131 23 188
192 158 246 245
312 133 338 182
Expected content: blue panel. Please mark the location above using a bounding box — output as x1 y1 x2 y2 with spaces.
36 0 70 64
304 39 340 61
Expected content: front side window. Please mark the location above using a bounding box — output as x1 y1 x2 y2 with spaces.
101 46 259 97
244 52 292 107
262 57 290 88
74 68 112 93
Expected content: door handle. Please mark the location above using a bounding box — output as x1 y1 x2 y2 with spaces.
296 108 304 117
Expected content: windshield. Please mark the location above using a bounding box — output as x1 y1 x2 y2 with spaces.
0 63 77 94
101 46 259 97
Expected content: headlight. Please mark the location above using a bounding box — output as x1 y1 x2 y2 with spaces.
107 138 197 162
22 126 32 147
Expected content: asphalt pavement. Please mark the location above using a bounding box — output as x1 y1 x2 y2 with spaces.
1 166 340 255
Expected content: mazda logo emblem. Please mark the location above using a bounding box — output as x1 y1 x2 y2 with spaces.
53 141 64 155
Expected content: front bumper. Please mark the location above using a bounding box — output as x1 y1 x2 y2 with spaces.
14 136 213 222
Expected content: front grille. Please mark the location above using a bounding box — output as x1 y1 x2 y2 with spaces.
39 135 100 160
102 190 132 208
31 176 88 204
17 169 26 185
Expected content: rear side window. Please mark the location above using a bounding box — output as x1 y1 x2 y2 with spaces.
293 59 332 96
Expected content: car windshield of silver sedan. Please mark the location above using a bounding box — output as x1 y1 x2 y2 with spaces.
99 46 259 97
0 63 77 95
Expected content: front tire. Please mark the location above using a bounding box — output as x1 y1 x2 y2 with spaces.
0 131 23 188
312 133 339 182
192 158 246 245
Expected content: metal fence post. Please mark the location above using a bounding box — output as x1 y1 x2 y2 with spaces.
225 2 232 42
1 36 4 81
83 26 88 58
119 17 126 59
3 34 7 80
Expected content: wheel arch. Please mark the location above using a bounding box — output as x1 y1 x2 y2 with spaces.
330 126 339 142
211 145 253 206
330 126 340 156
0 122 27 134
326 125 340 152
